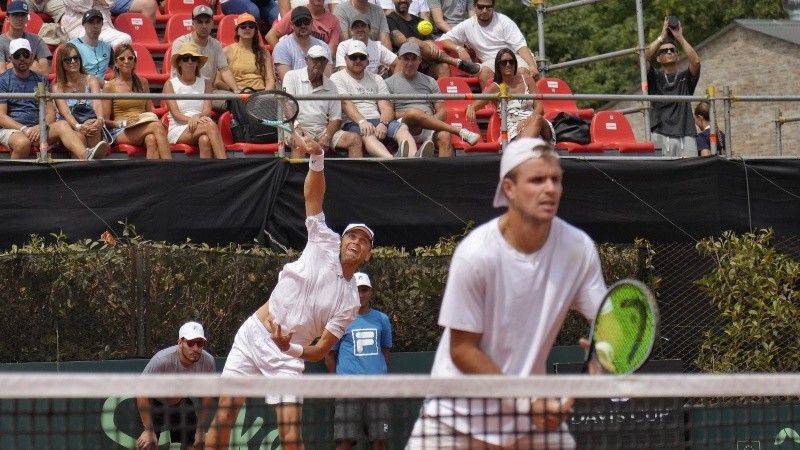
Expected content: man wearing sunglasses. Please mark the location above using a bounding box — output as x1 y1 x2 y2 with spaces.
137 321 215 450
0 38 107 159
437 0 539 88
0 1 51 77
644 16 701 158
273 6 333 82
267 0 340 59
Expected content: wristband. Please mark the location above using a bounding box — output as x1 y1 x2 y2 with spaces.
19 126 28 133
75 123 82 131
656 36 664 42
286 343 304 358
358 119 366 125
309 153 324 172
121 120 128 128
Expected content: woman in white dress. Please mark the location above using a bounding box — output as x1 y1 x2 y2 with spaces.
162 42 227 159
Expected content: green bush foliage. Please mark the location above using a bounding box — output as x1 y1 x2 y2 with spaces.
0 225 652 362
695 229 800 373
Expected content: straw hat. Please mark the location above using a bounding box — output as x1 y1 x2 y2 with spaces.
170 42 208 70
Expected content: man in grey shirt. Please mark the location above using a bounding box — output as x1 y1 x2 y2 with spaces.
428 0 471 36
334 0 393 50
137 321 216 450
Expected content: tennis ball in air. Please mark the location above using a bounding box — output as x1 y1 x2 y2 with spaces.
417 20 433 36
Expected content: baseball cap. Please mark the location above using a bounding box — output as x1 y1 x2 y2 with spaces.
291 6 312 23
342 223 374 244
9 38 31 55
346 40 368 56
82 9 103 24
354 272 372 288
7 1 28 14
351 14 370 27
179 321 206 341
493 137 558 208
236 12 256 25
192 4 214 18
398 42 421 56
306 44 329 61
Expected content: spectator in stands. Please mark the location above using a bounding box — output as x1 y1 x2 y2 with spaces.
467 48 553 144
335 15 397 76
108 0 158 23
387 0 479 78
331 40 418 158
62 1 132 48
386 42 480 157
136 322 215 450
645 17 701 158
0 1 51 76
694 101 723 157
67 9 112 81
333 0 392 50
25 0 66 24
284 45 362 158
163 42 227 159
438 0 539 88
220 0 279 30
223 13 276 91
103 43 171 159
266 0 340 59
406 137 607 450
172 4 241 112
428 0 470 36
205 142 372 450
325 272 393 450
51 43 109 154
0 39 106 159
273 6 332 82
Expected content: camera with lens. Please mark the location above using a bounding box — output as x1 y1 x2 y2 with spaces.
666 16 679 38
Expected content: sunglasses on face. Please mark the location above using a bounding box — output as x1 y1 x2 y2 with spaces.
180 55 200 63
293 18 312 26
238 23 256 29
9 13 28 18
62 55 81 63
116 55 136 62
658 47 676 55
183 339 206 348
475 4 493 10
12 50 31 60
348 54 367 61
498 59 515 66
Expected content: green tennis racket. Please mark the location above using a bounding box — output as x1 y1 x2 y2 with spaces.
586 279 659 374
244 90 300 135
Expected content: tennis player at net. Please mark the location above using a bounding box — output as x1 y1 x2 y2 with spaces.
406 137 607 450
205 147 374 450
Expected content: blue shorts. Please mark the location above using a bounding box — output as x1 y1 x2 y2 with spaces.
343 118 403 141
109 0 133 15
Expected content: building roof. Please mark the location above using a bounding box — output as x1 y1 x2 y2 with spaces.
698 19 800 49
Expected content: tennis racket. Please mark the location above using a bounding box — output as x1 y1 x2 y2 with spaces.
243 90 300 135
585 278 659 375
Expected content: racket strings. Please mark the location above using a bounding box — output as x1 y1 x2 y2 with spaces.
247 95 299 124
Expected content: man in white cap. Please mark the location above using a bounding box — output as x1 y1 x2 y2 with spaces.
61 0 132 48
283 45 363 157
331 40 420 157
0 1 51 76
206 143 374 450
325 272 393 450
0 38 107 159
137 321 215 450
386 41 481 157
405 138 607 450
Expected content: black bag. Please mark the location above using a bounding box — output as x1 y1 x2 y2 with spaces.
228 88 278 144
551 112 591 144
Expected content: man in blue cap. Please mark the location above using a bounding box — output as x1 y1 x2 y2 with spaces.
0 1 51 76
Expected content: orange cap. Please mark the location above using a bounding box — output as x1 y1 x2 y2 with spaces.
237 13 257 25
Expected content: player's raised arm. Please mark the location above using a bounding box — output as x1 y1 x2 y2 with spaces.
303 145 325 217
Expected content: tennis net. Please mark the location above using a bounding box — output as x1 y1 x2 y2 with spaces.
0 373 797 449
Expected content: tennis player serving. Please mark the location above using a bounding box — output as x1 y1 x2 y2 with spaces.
206 146 374 450
406 137 608 450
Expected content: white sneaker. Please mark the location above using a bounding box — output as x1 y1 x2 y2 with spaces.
395 140 411 157
459 128 481 146
417 140 435 158
84 141 108 160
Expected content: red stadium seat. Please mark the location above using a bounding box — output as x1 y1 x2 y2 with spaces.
219 112 280 155
590 111 655 153
446 110 500 153
161 114 199 156
114 13 170 54
436 77 494 119
164 14 195 43
536 77 595 121
129 43 171 84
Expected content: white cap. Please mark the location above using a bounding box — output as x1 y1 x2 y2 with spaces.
346 40 368 56
9 38 31 55
306 45 329 62
354 272 371 287
179 321 206 341
493 137 558 208
342 223 374 244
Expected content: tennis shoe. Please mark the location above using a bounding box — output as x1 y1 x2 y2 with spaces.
395 140 411 158
417 140 436 158
459 128 481 146
84 141 108 160
458 60 481 76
